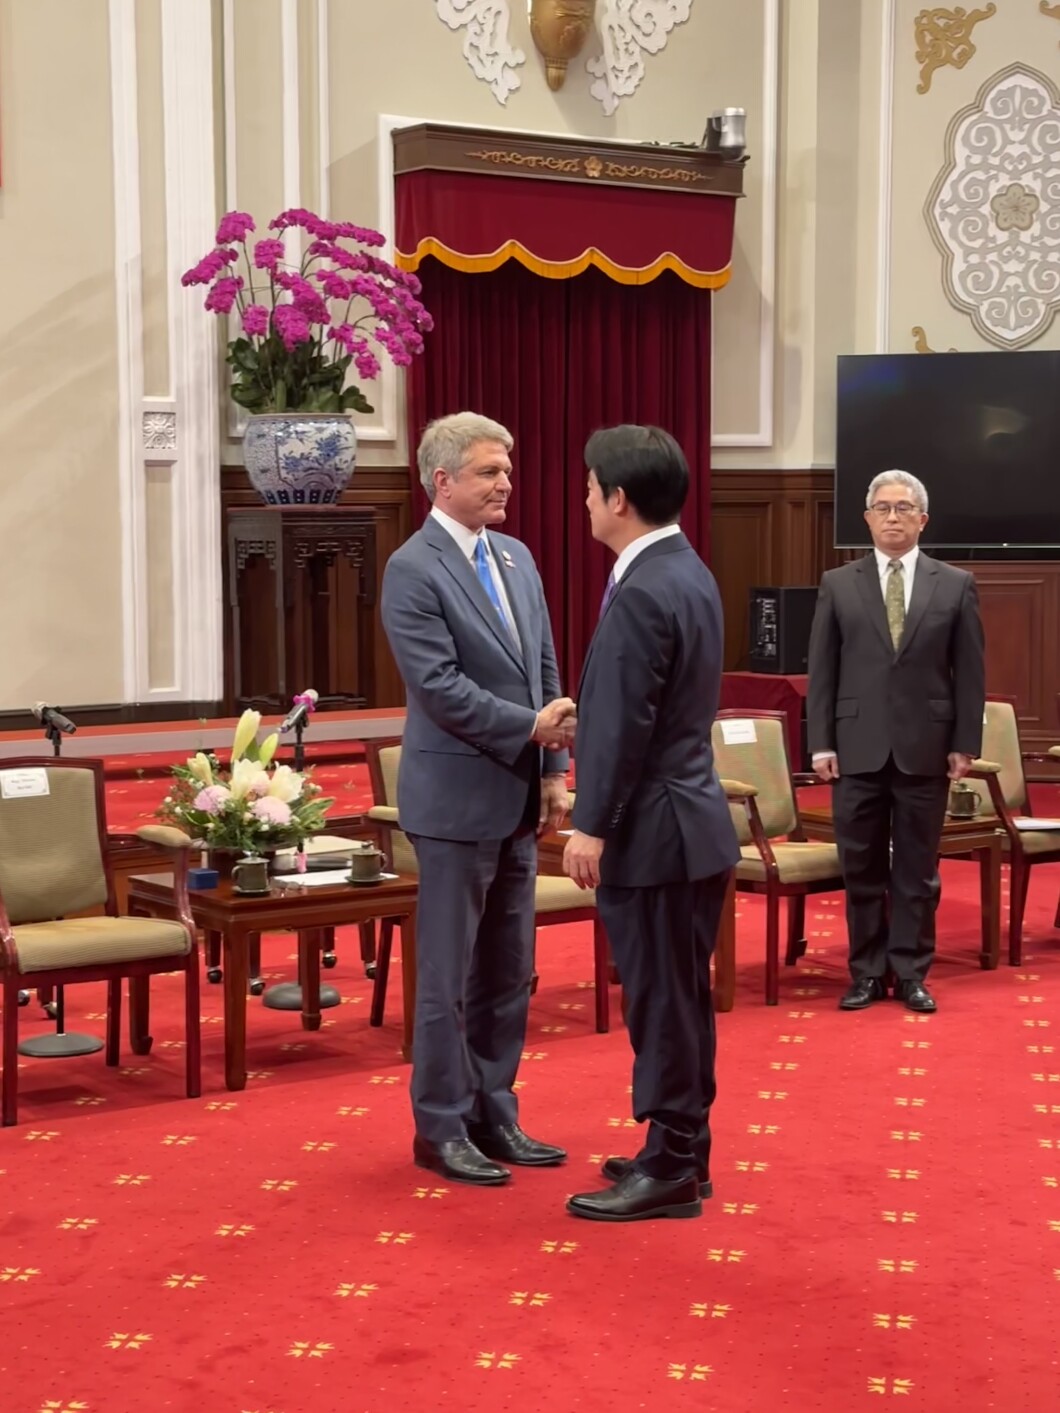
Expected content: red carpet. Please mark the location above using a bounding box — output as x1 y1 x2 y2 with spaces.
3 841 1060 1408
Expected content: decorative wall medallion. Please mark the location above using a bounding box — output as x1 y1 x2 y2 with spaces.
926 64 1060 348
529 0 595 91
914 5 996 95
142 411 177 454
911 326 957 352
434 0 526 105
587 1 693 116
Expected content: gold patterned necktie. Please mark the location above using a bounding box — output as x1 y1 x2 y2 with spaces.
885 558 905 650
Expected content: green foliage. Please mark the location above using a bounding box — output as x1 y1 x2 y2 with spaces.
227 337 375 416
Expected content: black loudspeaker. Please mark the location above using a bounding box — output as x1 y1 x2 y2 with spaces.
748 586 819 674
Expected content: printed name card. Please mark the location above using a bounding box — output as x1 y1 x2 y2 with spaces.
0 768 50 800
720 719 758 746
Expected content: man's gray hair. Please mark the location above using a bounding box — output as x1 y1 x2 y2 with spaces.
417 412 514 500
865 469 929 513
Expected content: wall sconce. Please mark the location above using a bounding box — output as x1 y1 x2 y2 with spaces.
528 0 596 91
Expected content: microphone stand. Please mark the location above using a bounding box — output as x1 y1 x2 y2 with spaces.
19 706 104 1058
261 698 340 1015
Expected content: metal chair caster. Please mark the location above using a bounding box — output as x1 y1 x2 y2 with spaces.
322 951 337 969
249 979 265 996
207 967 223 985
43 1001 59 1020
17 990 30 1007
365 962 377 980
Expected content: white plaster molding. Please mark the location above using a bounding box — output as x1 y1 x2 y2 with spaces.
142 403 178 463
281 0 301 268
588 0 693 116
317 0 331 220
434 0 526 106
711 0 778 449
220 0 244 444
109 0 149 702
926 64 1060 349
875 0 896 353
161 0 222 701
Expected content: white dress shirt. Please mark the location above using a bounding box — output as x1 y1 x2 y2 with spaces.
430 506 521 651
812 545 920 763
612 523 682 584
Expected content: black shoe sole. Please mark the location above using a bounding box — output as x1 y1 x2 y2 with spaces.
477 1150 566 1167
567 1197 703 1222
413 1155 510 1187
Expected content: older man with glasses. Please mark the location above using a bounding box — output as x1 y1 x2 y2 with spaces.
806 470 985 1012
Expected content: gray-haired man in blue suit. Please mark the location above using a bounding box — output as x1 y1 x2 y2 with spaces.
381 412 574 1186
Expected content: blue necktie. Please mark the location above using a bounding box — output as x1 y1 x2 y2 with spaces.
599 571 617 621
473 538 514 640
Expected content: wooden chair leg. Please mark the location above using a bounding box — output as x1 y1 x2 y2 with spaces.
592 917 610 1033
370 919 395 1027
185 953 202 1099
322 925 338 971
765 891 780 1006
247 932 262 995
1053 888 1060 930
129 976 153 1055
105 978 122 1066
785 895 806 966
3 978 20 1126
205 929 222 983
1009 857 1031 967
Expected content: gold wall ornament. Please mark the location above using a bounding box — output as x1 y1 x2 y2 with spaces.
529 0 596 91
914 5 996 95
911 326 958 353
1042 0 1060 40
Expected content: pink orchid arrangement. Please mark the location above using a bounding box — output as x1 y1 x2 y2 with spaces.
182 208 432 416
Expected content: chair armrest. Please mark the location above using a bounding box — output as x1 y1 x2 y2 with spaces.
720 778 758 799
135 825 195 850
791 772 818 788
1050 746 1060 760
1022 751 1060 765
367 805 399 824
133 826 195 936
966 760 1001 778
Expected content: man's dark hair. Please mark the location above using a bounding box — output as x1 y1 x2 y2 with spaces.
584 424 689 527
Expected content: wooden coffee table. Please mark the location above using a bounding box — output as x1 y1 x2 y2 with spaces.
798 805 1003 969
126 872 418 1090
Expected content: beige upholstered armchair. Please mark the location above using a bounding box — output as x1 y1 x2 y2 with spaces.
364 740 611 1032
712 710 844 1005
963 701 1060 964
0 757 200 1125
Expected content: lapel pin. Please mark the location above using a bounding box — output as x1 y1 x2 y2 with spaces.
501 550 514 568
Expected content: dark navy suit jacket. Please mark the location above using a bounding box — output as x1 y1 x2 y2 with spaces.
572 533 740 888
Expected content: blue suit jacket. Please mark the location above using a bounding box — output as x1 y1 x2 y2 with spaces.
572 533 740 888
380 514 567 841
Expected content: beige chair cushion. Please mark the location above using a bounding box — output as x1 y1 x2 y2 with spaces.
737 842 842 886
1003 830 1060 858
712 717 797 844
964 702 1026 813
366 808 417 875
0 767 108 924
378 746 401 807
534 875 596 913
13 915 190 973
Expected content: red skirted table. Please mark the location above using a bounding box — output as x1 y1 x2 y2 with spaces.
720 673 808 770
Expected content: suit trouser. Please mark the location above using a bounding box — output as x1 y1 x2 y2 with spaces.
406 829 537 1144
833 757 949 984
596 870 730 1183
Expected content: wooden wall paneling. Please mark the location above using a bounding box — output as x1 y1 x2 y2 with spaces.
710 491 774 670
971 565 1057 747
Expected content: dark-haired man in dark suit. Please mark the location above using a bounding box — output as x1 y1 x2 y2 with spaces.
807 469 985 1013
563 425 740 1223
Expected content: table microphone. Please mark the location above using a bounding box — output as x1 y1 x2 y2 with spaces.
279 689 318 734
33 702 77 735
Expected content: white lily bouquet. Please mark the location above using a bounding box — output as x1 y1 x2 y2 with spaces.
158 709 333 853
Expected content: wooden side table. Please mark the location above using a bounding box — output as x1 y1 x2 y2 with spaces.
126 872 418 1090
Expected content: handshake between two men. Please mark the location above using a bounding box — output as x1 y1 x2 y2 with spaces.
530 696 577 837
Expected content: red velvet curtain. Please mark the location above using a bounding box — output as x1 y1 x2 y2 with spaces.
407 258 712 692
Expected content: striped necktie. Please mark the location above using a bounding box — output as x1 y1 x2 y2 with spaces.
885 558 905 650
473 538 517 644
599 572 617 621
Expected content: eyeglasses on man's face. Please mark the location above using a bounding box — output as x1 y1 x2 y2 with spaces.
867 501 921 519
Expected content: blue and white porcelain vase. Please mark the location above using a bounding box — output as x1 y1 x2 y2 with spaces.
242 413 357 505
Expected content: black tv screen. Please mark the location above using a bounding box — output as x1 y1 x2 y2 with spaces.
835 351 1060 549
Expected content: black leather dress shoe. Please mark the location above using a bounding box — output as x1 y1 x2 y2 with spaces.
413 1136 510 1186
467 1124 567 1167
567 1170 702 1222
896 980 937 1013
601 1156 712 1198
839 977 887 1010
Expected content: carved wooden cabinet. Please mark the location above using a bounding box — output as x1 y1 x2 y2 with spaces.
224 508 378 714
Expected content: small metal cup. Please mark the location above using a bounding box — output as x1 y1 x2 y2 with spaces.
232 855 270 894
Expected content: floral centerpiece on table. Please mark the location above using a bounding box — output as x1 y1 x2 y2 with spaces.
181 207 432 416
157 710 333 856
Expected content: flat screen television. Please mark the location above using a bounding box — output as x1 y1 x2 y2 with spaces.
834 351 1060 550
